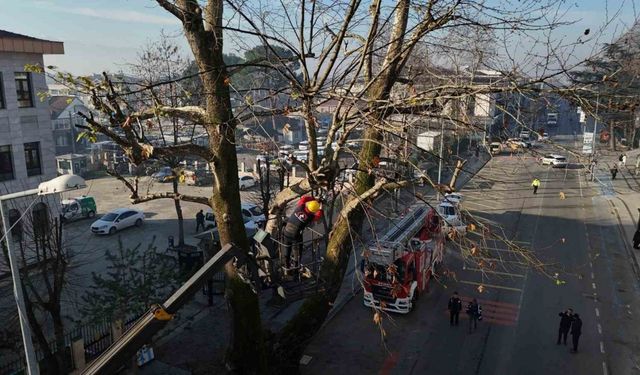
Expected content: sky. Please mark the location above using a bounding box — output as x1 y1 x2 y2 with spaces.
0 0 638 75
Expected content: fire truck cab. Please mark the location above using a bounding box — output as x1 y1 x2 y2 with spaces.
362 205 444 314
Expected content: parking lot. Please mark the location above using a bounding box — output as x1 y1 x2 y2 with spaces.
60 173 263 318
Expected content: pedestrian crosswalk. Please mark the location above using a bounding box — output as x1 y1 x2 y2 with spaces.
458 296 520 327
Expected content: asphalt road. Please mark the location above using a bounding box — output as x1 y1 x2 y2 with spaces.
301 133 640 374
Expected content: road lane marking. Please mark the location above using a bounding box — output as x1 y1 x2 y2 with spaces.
602 362 608 375
464 268 526 278
592 282 597 290
591 272 595 279
597 323 602 334
600 341 605 354
458 280 523 292
595 307 600 317
590 262 593 268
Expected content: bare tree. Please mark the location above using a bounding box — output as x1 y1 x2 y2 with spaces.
42 0 629 371
1 199 71 374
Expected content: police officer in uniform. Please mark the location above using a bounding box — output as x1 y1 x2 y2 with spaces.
282 196 323 272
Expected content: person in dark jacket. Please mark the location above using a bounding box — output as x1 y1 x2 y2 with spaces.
570 313 582 352
466 298 482 333
282 196 323 271
633 229 640 250
611 165 618 180
195 210 205 232
448 292 463 326
557 308 573 345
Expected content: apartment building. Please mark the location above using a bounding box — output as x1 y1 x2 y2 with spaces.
0 30 64 194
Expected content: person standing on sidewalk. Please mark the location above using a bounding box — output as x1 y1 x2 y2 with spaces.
448 292 463 326
466 298 482 333
611 164 619 180
195 210 205 232
531 178 541 194
557 308 573 345
622 153 627 166
570 313 582 353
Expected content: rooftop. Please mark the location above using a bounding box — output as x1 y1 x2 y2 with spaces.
0 29 64 54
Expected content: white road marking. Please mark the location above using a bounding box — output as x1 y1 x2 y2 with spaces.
595 307 600 317
597 323 602 334
590 261 593 268
600 341 605 354
592 282 597 290
602 362 608 375
578 168 584 197
591 272 595 279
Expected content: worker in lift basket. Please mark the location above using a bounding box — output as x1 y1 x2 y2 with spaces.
282 196 323 273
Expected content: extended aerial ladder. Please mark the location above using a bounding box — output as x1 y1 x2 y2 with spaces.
368 205 430 263
82 244 244 375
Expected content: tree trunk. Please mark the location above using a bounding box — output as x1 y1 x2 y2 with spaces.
52 308 67 374
274 0 412 367
610 121 616 151
172 178 185 245
155 0 267 371
274 207 364 370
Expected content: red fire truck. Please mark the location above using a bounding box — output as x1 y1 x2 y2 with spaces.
362 205 444 313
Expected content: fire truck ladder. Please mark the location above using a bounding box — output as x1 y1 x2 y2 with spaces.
371 205 429 263
82 243 242 375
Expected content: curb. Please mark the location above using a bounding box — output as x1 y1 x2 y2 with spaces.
609 198 640 285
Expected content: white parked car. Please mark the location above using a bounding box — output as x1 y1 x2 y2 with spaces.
241 203 266 226
519 131 531 140
298 140 309 151
239 175 256 190
204 210 258 233
293 150 308 162
91 208 144 235
443 193 463 205
541 154 568 168
437 202 466 236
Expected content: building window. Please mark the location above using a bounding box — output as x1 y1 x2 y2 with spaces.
24 142 42 176
57 159 71 170
56 135 69 147
0 145 14 181
53 119 70 130
0 73 5 109
15 72 33 108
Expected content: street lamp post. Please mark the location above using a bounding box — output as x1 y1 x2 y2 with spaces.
0 174 86 375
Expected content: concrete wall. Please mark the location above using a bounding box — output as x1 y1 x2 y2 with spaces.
0 52 56 194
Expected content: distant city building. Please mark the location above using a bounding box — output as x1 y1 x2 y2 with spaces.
0 30 64 194
49 95 89 155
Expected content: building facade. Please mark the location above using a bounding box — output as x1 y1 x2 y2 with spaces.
50 96 89 155
0 30 64 194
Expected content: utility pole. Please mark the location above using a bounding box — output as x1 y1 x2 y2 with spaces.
592 93 599 159
437 119 444 199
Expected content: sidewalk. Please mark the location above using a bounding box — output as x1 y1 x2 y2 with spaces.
586 146 640 282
